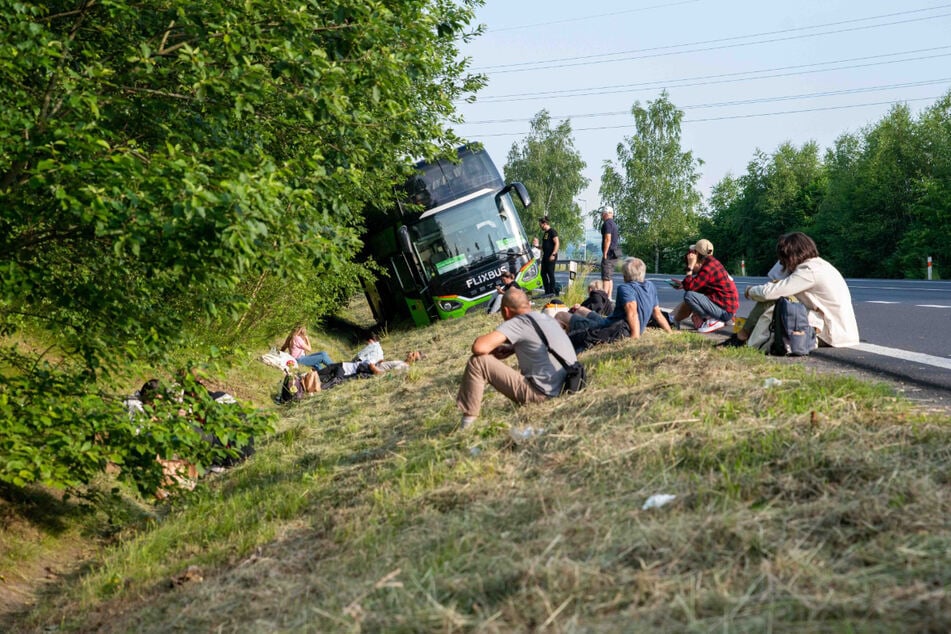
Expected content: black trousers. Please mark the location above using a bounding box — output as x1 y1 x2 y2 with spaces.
541 255 556 295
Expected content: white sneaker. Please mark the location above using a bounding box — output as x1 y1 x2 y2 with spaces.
460 415 477 430
697 319 725 333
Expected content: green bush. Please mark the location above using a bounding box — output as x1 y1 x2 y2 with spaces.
0 360 273 496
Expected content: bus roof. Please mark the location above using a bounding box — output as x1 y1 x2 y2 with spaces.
418 187 495 219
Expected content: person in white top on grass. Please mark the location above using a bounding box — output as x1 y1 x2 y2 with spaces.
732 232 859 348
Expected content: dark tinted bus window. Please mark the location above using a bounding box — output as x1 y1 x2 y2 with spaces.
403 148 503 211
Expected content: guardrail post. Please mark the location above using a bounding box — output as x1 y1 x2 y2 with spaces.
741 259 746 276
927 256 933 280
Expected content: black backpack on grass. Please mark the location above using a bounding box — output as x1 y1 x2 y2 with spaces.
769 297 816 356
279 372 306 404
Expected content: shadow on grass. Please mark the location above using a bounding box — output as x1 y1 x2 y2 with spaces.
1 484 91 535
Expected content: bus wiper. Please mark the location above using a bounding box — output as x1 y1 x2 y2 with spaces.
466 252 511 269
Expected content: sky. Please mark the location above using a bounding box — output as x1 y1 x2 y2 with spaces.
452 0 951 221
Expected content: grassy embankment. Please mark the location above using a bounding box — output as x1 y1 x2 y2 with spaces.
3 295 950 632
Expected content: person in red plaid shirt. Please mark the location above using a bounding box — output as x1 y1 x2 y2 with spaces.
670 239 738 333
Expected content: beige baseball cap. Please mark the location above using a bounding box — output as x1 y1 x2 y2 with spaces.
692 238 714 257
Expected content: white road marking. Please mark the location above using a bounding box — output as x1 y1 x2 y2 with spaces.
915 304 951 308
853 343 951 371
866 300 899 304
849 284 951 293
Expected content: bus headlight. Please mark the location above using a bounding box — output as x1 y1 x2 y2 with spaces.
440 299 463 312
523 262 539 280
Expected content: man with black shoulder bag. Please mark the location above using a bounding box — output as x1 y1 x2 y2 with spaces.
456 288 583 429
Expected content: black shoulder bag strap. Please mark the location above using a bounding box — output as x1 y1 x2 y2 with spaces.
523 314 572 371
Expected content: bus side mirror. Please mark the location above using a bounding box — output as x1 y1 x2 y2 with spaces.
398 225 413 255
495 182 532 218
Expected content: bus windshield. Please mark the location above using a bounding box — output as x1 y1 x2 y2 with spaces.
409 190 526 280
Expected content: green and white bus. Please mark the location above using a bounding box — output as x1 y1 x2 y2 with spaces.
362 146 541 326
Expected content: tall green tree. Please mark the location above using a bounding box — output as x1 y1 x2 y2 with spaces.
815 104 921 277
0 0 485 492
704 92 951 280
706 142 826 274
599 92 702 272
699 173 742 267
898 92 951 279
503 110 589 246
815 95 951 278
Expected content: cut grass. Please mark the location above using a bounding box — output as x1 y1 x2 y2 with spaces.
4 304 951 632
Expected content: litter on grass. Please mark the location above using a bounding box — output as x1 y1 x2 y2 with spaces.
642 494 677 510
509 426 545 443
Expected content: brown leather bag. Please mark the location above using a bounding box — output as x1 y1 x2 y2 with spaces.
301 370 321 393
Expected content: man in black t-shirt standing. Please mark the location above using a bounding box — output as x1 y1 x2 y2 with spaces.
600 206 620 299
538 216 559 296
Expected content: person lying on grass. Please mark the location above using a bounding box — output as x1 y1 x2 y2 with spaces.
128 375 256 498
314 350 423 390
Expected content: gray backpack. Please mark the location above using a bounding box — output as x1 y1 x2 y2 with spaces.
769 297 816 356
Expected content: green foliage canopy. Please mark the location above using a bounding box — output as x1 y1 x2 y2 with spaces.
599 92 702 273
705 92 951 279
817 103 932 278
504 109 589 246
0 0 485 491
702 142 827 275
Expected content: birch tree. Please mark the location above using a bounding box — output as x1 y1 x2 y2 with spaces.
504 110 589 246
599 92 702 272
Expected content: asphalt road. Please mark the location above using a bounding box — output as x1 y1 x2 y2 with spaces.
555 270 951 409
648 275 951 358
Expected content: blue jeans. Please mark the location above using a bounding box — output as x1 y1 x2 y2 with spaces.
683 291 732 322
485 292 503 314
296 351 333 369
569 312 611 332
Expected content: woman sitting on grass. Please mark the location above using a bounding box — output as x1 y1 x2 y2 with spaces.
281 325 334 369
579 279 613 316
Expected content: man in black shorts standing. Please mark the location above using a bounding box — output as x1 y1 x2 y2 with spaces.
600 206 620 299
538 216 559 296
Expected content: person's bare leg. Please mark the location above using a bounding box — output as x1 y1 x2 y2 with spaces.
672 301 691 323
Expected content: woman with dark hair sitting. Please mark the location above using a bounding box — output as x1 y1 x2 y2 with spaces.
723 232 859 348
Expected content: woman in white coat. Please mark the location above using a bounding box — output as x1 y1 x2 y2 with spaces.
743 232 859 347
